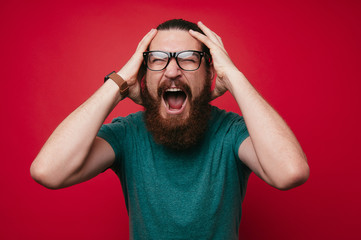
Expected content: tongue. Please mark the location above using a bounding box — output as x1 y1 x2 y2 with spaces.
167 93 185 110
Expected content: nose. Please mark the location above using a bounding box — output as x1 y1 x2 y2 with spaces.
164 58 181 78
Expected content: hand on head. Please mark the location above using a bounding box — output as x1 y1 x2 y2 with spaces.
189 21 239 100
118 29 158 105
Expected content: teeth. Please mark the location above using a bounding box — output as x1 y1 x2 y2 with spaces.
165 88 182 92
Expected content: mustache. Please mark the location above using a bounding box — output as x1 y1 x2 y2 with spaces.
157 80 193 100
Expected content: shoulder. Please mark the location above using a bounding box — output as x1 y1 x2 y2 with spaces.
208 105 249 150
98 111 146 141
209 106 246 129
110 111 144 125
103 111 145 131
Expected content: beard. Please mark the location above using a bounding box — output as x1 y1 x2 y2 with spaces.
142 78 212 150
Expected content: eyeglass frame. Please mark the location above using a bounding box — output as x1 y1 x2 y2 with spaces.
143 50 210 71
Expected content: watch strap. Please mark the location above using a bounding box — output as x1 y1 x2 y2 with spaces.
104 71 129 97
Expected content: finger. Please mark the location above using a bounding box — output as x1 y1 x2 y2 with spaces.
214 34 224 48
189 29 217 49
211 89 218 100
136 29 157 52
211 88 222 100
198 22 228 53
197 22 217 41
118 30 156 82
197 22 223 47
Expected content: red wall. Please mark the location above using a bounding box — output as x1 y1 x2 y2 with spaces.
1 0 360 239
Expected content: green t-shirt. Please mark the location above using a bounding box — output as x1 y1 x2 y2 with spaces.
97 106 250 240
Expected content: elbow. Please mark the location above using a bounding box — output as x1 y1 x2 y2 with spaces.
274 160 310 191
30 161 63 190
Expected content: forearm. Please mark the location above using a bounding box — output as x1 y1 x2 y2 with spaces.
227 70 309 189
31 29 157 189
189 21 308 189
31 80 121 187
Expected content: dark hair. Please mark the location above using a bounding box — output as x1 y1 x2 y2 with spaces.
156 19 211 64
156 19 204 33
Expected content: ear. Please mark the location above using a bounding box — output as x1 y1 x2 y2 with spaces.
209 62 215 81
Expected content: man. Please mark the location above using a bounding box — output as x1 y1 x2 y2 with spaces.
31 19 309 239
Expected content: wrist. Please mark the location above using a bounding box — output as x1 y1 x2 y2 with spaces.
104 71 129 98
224 70 248 95
117 70 131 85
228 71 256 101
220 68 241 88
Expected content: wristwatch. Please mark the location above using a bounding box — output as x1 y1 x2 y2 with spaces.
104 71 129 97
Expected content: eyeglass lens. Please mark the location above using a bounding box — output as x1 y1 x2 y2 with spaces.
147 51 202 71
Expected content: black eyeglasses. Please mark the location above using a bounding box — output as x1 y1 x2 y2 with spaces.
143 50 208 71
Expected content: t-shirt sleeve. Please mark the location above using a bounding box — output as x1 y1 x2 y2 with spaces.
211 107 250 158
226 112 252 176
97 117 125 173
222 112 249 157
213 108 252 197
232 115 249 155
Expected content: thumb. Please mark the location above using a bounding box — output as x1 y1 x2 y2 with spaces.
211 88 221 101
211 85 227 100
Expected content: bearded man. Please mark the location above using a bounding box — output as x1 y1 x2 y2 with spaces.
31 19 309 239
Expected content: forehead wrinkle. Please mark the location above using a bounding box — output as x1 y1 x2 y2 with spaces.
149 30 202 52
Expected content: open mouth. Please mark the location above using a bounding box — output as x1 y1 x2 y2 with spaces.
163 88 187 113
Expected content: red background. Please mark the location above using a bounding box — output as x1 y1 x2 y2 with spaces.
1 0 360 239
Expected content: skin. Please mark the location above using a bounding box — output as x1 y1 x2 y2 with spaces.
30 22 309 191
